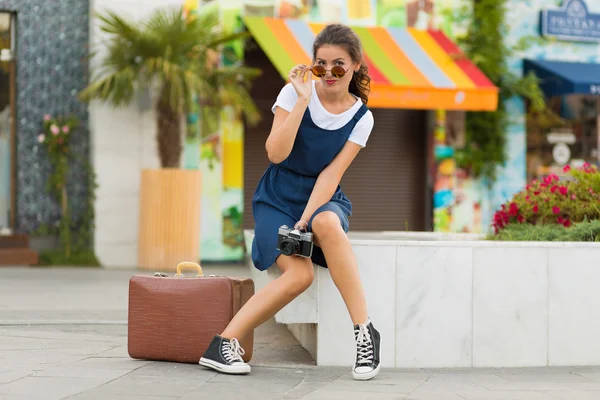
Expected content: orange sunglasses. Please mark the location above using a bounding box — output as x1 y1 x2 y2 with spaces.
310 65 350 79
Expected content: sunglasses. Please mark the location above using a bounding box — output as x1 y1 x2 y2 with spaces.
310 65 350 79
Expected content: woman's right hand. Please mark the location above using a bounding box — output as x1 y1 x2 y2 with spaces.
288 64 312 101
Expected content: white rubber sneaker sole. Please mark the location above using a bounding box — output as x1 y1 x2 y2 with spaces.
199 357 251 375
352 363 381 381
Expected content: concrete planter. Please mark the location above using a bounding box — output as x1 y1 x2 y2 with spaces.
244 230 600 368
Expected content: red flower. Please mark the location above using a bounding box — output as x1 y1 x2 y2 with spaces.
492 210 509 230
517 215 525 223
525 195 530 201
508 202 519 217
533 191 540 196
563 165 571 172
589 188 594 194
550 185 558 193
557 216 564 224
559 186 568 195
552 206 560 214
532 204 539 213
571 194 577 200
563 219 572 228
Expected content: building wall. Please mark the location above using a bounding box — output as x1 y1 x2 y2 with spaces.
0 0 90 233
89 0 186 267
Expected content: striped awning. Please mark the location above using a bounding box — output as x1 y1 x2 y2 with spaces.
243 16 498 111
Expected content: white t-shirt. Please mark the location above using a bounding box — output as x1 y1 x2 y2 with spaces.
271 80 374 148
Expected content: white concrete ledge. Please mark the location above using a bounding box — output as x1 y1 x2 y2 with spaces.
244 229 600 369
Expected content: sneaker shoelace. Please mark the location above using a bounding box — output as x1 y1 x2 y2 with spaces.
222 338 245 364
355 324 374 366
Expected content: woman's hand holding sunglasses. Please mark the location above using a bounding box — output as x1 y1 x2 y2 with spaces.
289 64 313 101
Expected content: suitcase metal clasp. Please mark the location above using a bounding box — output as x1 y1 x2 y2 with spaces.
154 272 169 277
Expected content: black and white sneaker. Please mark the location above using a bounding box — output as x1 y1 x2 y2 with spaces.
352 318 381 380
199 335 251 375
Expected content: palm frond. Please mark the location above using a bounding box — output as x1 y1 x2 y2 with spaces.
79 67 136 107
95 10 140 40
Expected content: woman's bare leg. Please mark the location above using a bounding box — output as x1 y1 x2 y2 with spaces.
221 255 314 340
311 211 380 381
311 211 368 325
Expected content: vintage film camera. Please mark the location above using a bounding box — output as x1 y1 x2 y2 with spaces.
276 225 313 258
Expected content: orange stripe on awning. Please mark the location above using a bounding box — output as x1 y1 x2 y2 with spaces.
369 82 498 110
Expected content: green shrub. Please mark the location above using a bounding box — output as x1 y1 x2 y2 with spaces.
37 249 101 267
492 163 600 233
488 219 600 242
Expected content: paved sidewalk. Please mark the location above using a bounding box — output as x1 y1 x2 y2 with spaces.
2 266 600 399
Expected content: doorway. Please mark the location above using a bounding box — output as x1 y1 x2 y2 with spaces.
0 12 14 231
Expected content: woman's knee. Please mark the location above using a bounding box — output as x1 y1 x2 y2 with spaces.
311 211 343 241
277 256 314 294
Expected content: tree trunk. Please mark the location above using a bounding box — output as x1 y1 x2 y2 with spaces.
61 183 71 259
156 87 182 168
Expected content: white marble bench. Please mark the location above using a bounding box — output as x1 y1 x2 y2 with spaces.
243 229 600 369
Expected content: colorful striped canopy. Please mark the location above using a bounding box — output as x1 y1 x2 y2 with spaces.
243 16 498 111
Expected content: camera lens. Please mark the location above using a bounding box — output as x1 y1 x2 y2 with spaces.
280 238 299 256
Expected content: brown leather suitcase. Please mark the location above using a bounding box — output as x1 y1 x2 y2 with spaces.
127 261 255 363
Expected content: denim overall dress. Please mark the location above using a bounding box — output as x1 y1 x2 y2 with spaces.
251 102 369 271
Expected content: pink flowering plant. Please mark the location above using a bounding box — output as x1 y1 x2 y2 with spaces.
37 113 79 258
38 114 77 156
492 163 600 234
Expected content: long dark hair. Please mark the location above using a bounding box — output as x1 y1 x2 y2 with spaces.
312 24 371 105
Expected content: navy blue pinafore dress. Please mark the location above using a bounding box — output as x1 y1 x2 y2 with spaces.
251 102 369 271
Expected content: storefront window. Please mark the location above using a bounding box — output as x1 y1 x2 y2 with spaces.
527 94 600 181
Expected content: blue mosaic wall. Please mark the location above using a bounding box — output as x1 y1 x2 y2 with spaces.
0 0 90 233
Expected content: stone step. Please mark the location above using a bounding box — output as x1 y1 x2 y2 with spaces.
0 248 38 266
0 234 29 249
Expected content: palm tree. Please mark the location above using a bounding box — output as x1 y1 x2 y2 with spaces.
80 5 261 168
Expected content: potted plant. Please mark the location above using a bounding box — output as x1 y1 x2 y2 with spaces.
80 5 260 270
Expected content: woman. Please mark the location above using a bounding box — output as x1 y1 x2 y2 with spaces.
200 23 381 381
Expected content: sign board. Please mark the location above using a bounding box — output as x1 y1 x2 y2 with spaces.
540 0 600 42
547 131 576 144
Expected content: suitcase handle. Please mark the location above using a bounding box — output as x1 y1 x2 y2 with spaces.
175 261 203 277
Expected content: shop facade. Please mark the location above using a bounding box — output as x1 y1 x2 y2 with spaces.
460 0 600 233
520 0 600 181
240 16 497 234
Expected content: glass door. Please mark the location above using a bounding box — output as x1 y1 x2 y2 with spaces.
0 12 14 231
